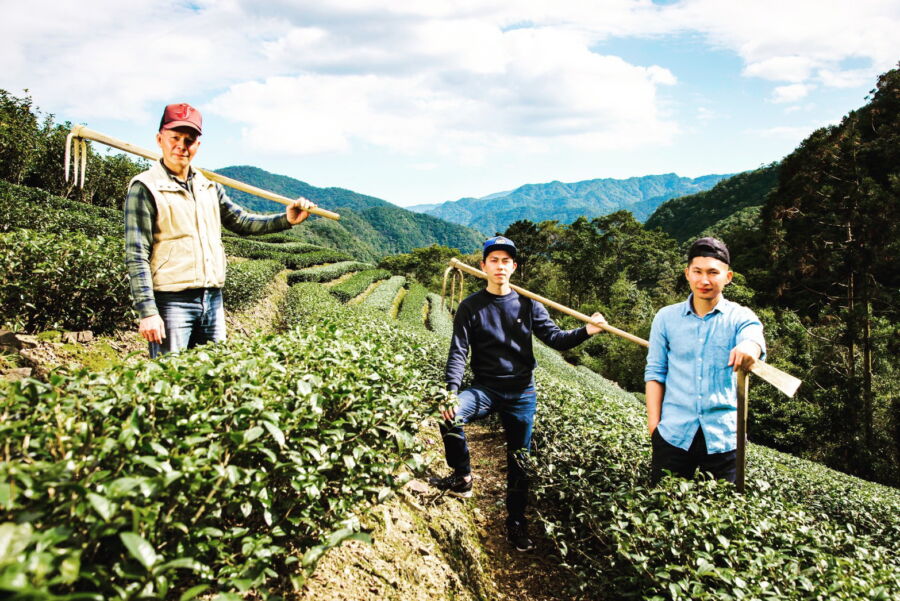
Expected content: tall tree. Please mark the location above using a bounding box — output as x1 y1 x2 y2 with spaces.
764 65 899 475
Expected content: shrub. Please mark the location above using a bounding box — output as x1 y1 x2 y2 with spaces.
527 361 900 599
222 237 323 258
284 249 354 270
0 180 122 238
224 237 351 270
398 283 429 326
330 269 391 303
0 293 444 599
286 261 372 285
246 232 305 244
223 259 283 311
0 229 133 332
425 293 453 337
361 276 406 314
279 282 344 330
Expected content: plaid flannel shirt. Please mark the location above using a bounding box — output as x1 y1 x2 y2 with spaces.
124 161 291 318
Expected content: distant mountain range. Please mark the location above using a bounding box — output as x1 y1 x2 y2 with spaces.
408 173 731 235
215 166 484 261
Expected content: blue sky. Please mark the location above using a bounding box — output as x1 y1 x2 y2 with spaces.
2 0 898 207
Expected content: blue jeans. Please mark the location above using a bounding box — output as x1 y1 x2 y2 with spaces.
440 383 537 526
149 288 225 358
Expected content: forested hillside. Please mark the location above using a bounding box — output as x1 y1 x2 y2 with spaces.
217 166 483 260
409 172 730 234
645 163 780 242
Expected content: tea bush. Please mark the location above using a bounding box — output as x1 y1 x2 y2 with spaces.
361 276 406 314
223 238 350 269
0 229 133 332
278 282 344 330
222 237 323 258
286 261 372 285
751 445 900 545
398 283 428 326
527 362 900 599
330 269 391 303
0 180 122 238
246 232 306 244
0 288 445 599
223 259 283 310
425 293 453 337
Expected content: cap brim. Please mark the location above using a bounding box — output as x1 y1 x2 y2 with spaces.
483 244 516 258
161 121 202 134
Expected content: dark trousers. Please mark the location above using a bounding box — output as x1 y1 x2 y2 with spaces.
440 383 536 526
650 427 737 484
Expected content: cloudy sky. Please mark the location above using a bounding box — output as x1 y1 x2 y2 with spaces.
2 0 898 206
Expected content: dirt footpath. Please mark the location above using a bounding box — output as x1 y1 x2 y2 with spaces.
295 422 579 601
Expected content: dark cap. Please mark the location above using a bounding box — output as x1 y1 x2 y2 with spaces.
482 235 517 260
687 237 730 265
159 103 202 134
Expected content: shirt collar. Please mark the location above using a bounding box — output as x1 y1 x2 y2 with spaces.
682 293 731 317
158 159 194 185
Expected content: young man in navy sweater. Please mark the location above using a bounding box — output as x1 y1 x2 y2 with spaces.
432 236 606 551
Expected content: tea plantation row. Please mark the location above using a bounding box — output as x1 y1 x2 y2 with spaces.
0 283 450 600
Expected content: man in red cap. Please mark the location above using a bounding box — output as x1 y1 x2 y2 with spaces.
124 102 316 357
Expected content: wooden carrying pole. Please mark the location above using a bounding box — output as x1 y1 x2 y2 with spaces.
447 258 802 398
64 125 341 221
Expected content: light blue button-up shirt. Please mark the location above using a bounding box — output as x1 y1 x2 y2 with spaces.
644 295 766 453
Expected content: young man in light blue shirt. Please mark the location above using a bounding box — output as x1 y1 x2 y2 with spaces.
644 237 766 483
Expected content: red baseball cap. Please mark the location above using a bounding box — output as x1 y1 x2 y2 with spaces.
159 103 202 134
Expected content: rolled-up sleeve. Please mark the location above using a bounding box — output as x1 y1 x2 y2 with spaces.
644 310 669 383
735 308 767 361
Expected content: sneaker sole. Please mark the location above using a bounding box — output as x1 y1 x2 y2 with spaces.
448 489 473 498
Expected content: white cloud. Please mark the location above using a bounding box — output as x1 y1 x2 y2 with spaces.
669 0 900 90
771 83 813 104
0 0 681 163
206 11 680 159
1 0 897 167
743 56 816 83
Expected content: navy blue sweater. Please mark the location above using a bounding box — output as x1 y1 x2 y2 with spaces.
445 289 590 392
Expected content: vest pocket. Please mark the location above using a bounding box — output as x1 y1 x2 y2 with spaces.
151 237 196 285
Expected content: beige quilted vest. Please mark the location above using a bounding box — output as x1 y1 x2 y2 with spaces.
131 162 226 291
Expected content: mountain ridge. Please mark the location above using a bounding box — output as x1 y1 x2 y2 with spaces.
407 172 733 234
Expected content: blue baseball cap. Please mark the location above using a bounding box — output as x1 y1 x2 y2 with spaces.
482 236 517 260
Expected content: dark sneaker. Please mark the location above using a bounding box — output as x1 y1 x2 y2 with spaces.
428 472 473 498
506 521 534 552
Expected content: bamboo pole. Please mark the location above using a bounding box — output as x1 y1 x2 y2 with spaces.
448 257 802 398
64 125 341 221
